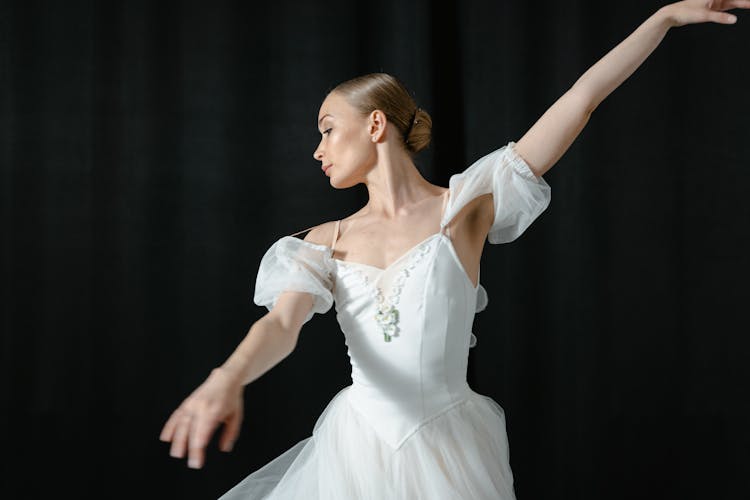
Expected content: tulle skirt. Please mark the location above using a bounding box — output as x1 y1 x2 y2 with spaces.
218 386 516 499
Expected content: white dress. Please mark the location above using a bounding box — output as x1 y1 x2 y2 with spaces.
220 141 552 499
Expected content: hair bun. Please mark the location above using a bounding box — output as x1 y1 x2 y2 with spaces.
405 107 432 154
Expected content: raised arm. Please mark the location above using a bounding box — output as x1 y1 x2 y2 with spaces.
514 0 746 177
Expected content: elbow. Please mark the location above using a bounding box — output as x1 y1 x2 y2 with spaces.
286 328 300 355
567 87 598 116
280 323 301 356
263 312 301 355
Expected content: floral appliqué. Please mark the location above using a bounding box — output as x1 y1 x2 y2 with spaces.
343 241 432 342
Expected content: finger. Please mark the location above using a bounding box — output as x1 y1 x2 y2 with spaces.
709 10 738 23
219 410 243 452
169 414 191 459
187 414 219 469
160 410 180 442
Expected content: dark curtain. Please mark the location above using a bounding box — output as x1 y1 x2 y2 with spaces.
2 0 748 498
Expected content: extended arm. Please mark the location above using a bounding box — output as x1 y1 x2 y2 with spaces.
513 1 745 177
159 291 317 469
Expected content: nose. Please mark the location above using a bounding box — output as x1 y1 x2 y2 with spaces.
313 139 323 161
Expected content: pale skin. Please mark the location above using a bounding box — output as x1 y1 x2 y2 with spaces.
160 1 747 470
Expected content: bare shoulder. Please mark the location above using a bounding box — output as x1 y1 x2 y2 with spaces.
300 220 338 248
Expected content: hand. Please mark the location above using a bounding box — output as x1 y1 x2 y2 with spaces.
159 367 244 469
661 0 749 27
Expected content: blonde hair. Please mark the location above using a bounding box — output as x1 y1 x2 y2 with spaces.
331 73 432 155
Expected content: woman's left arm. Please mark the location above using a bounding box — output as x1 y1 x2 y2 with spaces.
515 1 747 178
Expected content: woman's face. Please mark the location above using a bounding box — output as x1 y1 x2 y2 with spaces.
313 92 378 188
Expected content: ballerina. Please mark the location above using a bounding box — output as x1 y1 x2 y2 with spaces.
160 2 747 498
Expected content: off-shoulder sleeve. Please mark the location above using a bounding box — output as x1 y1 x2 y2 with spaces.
441 141 551 244
253 236 334 325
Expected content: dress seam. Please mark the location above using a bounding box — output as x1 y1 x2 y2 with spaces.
393 396 472 451
418 242 430 431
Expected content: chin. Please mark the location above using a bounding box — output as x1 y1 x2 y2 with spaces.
329 175 358 189
329 179 348 189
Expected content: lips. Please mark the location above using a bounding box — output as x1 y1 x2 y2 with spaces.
322 164 332 173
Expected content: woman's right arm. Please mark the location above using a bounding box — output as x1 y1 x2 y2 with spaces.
160 290 316 470
221 290 316 386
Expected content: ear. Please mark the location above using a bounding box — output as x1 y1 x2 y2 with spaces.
368 109 387 143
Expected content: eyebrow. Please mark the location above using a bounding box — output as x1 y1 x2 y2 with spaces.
318 114 333 127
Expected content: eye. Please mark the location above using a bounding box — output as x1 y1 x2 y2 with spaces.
323 128 332 135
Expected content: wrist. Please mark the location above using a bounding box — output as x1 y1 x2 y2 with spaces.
654 6 676 28
214 365 246 387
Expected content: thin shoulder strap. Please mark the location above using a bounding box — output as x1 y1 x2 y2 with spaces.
440 189 451 237
331 220 341 251
288 220 341 250
289 225 318 237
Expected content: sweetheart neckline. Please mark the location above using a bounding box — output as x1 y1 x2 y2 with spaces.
333 233 480 291
331 232 442 273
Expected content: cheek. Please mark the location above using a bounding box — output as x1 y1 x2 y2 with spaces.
331 131 372 168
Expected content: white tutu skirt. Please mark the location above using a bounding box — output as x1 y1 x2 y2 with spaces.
219 386 516 499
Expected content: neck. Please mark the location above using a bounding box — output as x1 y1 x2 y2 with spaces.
362 146 439 220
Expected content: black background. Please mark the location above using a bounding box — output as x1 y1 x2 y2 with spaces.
2 0 748 498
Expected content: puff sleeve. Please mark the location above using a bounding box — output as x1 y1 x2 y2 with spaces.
443 141 551 244
253 236 335 325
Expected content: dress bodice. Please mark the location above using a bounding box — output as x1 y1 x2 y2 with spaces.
331 229 485 449
251 141 552 450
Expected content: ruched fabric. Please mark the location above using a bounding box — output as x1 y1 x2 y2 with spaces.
441 141 551 244
253 236 334 325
